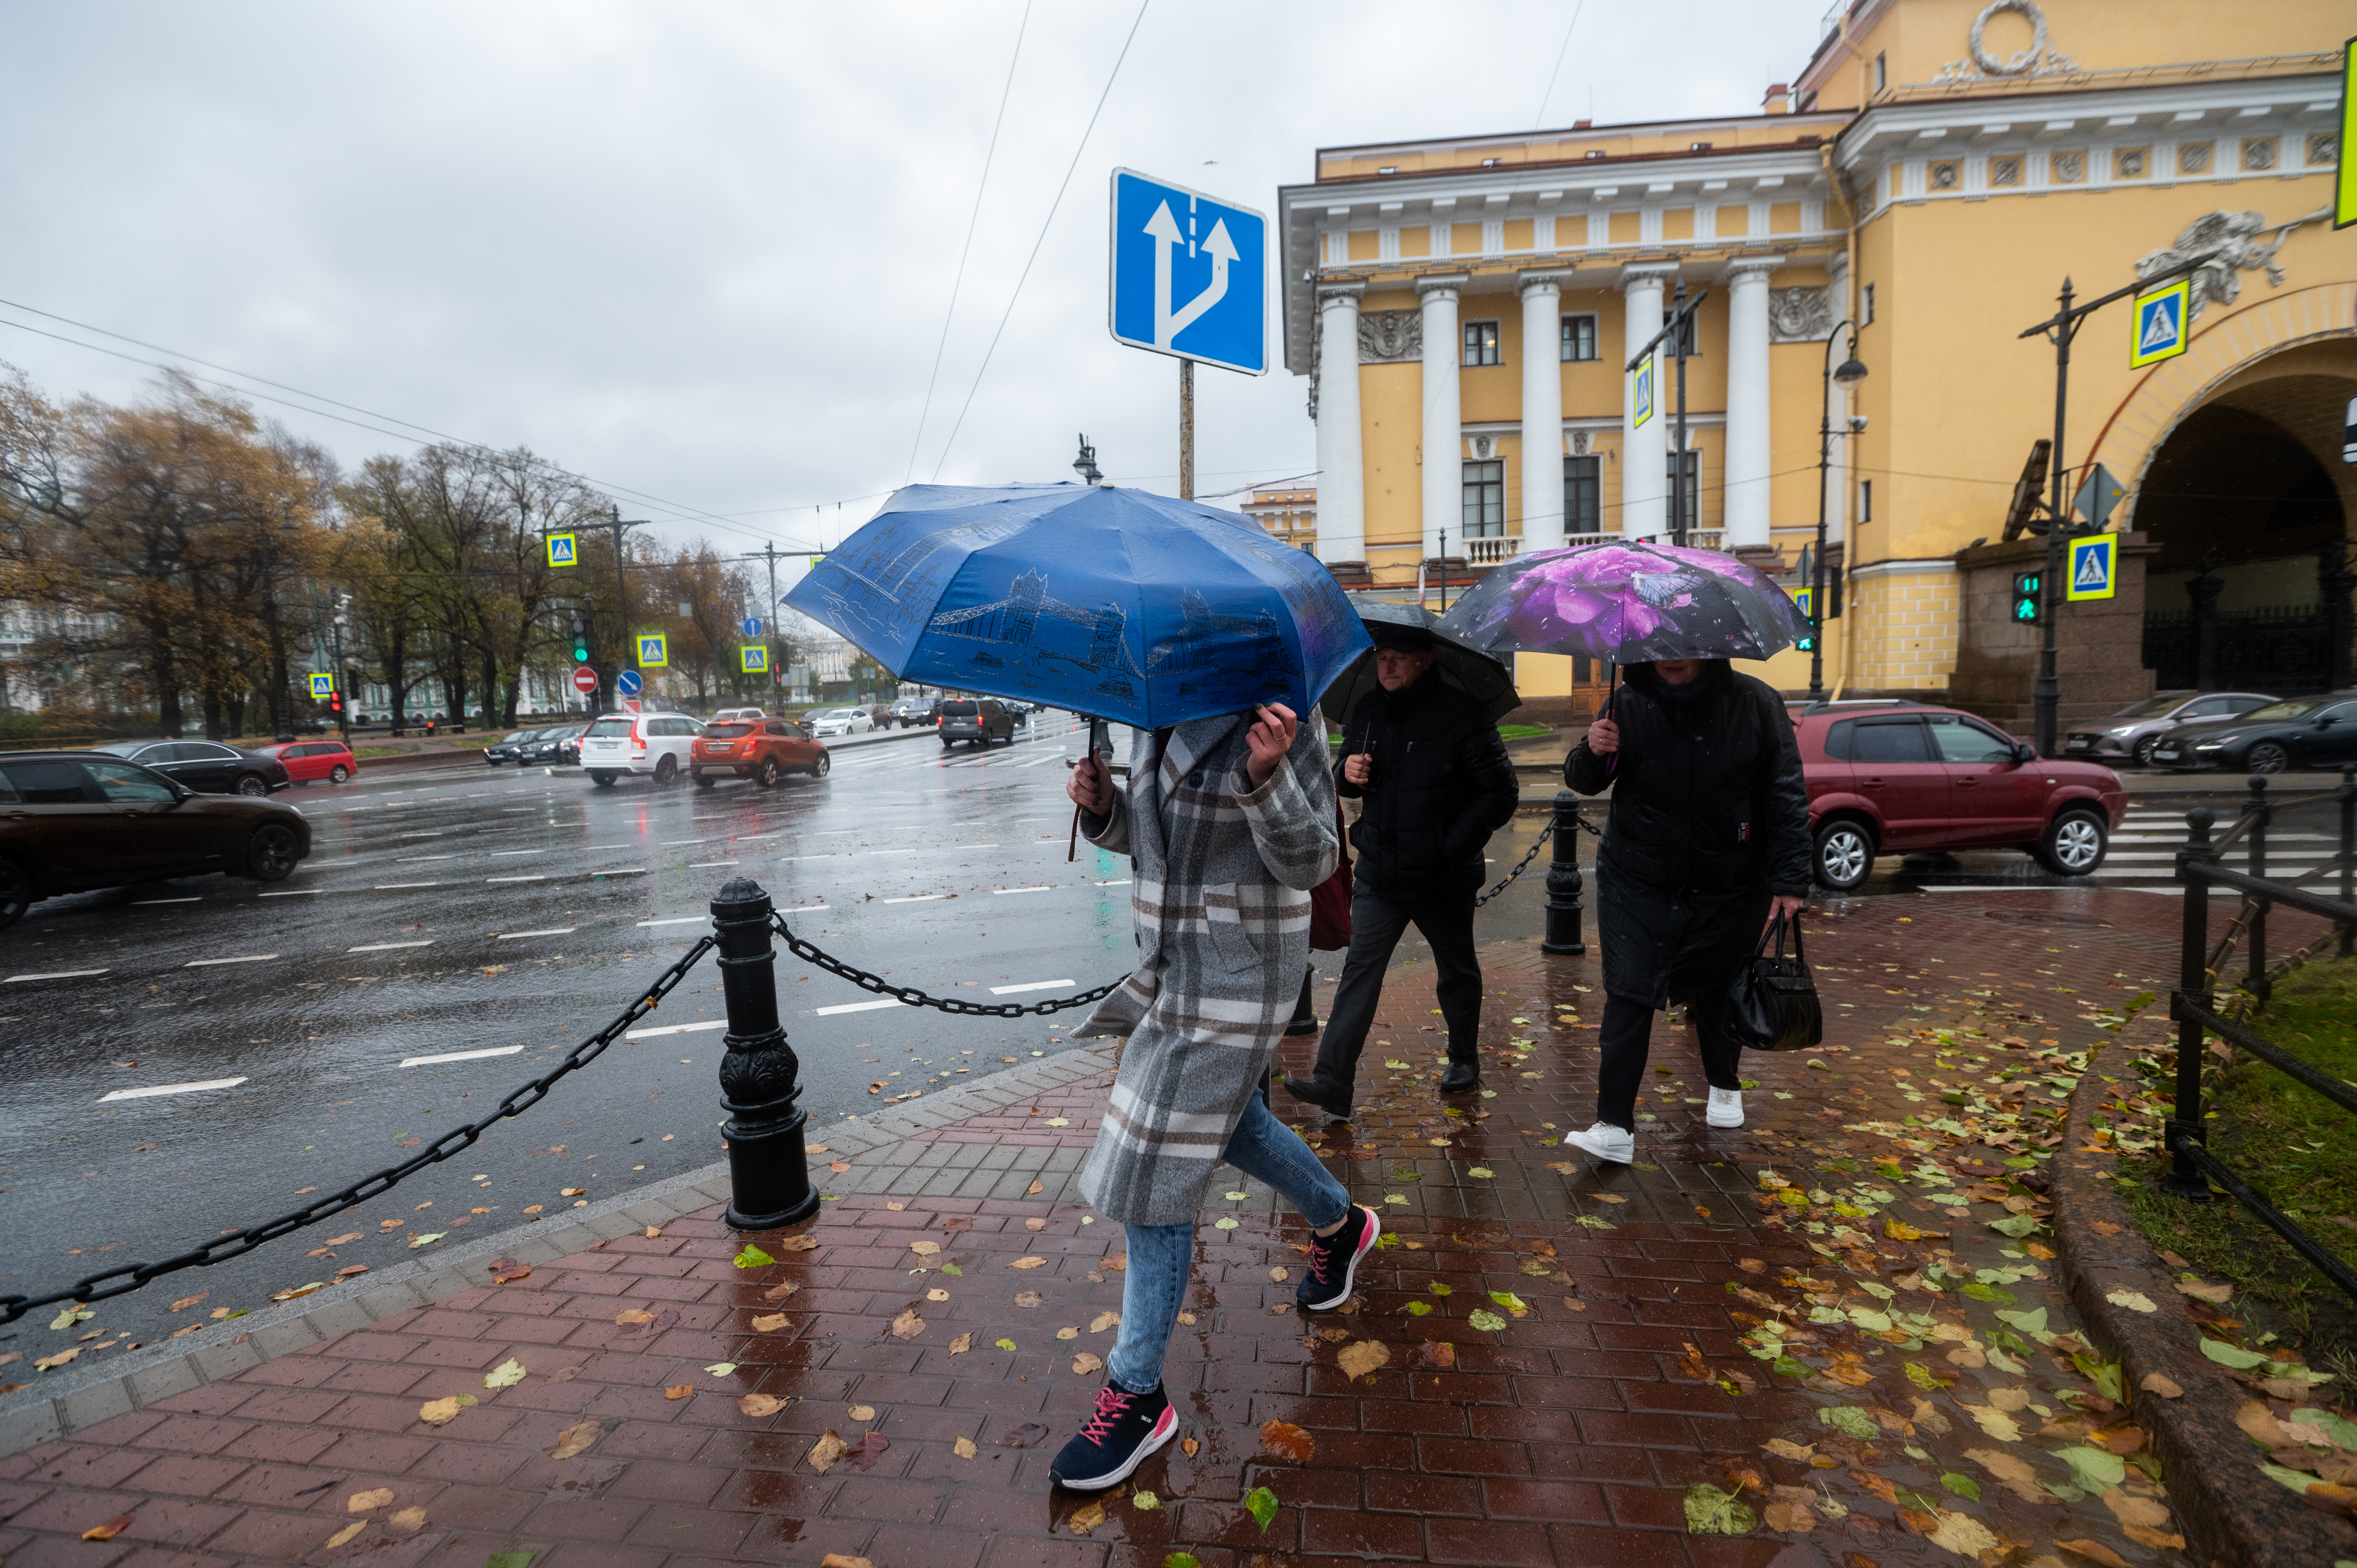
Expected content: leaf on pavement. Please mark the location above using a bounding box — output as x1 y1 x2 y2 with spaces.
1336 1340 1390 1381
763 1281 801 1301
1260 1419 1316 1462
1925 1510 1999 1556
1967 1446 2045 1501
1762 1438 1815 1462
948 1332 974 1354
818 1557 873 1568
1009 1255 1048 1269
2056 1445 2127 1491
2139 1371 2184 1398
547 1420 603 1458
491 1264 532 1285
1065 1499 1107 1536
168 1293 211 1312
738 1394 785 1417
1959 1403 2023 1443
1001 1421 1050 1448
386 1507 426 1531
1818 1406 1878 1442
1466 1310 1507 1332
807 1429 849 1472
908 1240 940 1256
995 1338 1018 1352
663 1384 693 1400
954 1436 977 1459
2175 1278 2233 1303
1025 1217 1048 1230
1089 1311 1120 1333
733 1244 777 1267
1179 1437 1199 1457
483 1358 527 1389
1683 1482 1758 1535
615 1309 655 1326
1243 1485 1279 1531
843 1432 891 1471
890 1308 926 1340
323 1519 368 1549
2101 1487 2172 1530
406 1232 446 1249
417 1395 474 1426
348 1488 394 1512
777 1234 820 1252
2054 1540 2132 1568
1762 1499 1814 1533
1071 1352 1103 1375
752 1313 791 1333
1403 1340 1456 1370
1131 1489 1161 1509
2104 1287 2158 1313
704 1362 737 1377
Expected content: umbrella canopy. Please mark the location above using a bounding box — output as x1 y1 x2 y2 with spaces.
1323 600 1521 727
784 483 1371 729
1435 539 1809 665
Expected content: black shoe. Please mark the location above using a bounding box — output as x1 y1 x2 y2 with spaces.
1048 1381 1176 1490
1284 1013 1320 1036
1439 1059 1479 1092
1297 1204 1380 1312
1281 1075 1353 1118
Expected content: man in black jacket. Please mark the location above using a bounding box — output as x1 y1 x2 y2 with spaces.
1283 625 1518 1115
1559 658 1809 1163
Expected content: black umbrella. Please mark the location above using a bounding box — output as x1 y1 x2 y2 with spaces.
1320 599 1522 727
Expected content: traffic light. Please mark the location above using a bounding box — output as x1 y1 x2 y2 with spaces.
571 616 590 663
2011 571 2043 625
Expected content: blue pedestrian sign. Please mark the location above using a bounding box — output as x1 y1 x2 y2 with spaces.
2129 277 2190 369
1631 355 1655 428
2066 534 2117 602
1108 169 1267 376
742 616 763 637
615 669 643 698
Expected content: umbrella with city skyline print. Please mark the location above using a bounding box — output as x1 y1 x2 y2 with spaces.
783 482 1371 729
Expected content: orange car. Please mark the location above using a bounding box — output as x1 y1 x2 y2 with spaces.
691 717 830 788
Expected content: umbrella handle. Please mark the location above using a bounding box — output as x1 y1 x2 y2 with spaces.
1602 665 1620 778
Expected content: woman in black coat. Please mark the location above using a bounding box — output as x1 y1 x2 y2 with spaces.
1559 658 1809 1161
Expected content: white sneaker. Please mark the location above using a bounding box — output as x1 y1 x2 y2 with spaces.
1562 1121 1636 1164
1707 1087 1744 1128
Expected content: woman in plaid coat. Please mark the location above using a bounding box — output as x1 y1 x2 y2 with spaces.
1049 702 1382 1491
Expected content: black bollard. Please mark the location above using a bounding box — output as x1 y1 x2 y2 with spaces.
1541 789 1587 956
712 877 820 1231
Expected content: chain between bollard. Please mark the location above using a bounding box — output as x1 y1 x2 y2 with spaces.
0 935 719 1327
1474 819 1555 906
771 912 1122 1016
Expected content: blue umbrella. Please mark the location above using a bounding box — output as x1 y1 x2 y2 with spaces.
784 483 1371 729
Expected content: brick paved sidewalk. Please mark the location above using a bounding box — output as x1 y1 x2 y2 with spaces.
2 892 2214 1568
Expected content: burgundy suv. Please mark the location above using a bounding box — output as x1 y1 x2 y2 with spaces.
1795 703 2126 892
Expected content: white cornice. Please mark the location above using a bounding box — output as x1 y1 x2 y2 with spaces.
1835 69 2339 170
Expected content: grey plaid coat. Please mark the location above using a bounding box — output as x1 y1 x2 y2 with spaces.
1069 710 1339 1225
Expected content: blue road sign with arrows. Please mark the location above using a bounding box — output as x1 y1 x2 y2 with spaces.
1108 169 1267 376
616 669 643 698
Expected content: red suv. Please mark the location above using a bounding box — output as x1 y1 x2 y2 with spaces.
1796 703 2126 892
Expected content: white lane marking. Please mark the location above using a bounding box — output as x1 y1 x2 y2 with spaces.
486 875 548 883
348 941 434 951
625 1019 729 1038
1917 886 2079 894
583 844 635 851
401 1045 525 1068
496 927 576 939
883 893 951 904
375 881 444 889
778 854 832 861
636 916 709 927
660 839 708 846
816 998 903 1015
688 861 740 869
955 843 1000 849
994 885 1055 895
6 969 110 983
135 897 201 905
260 890 326 897
100 1076 248 1102
860 849 917 857
593 868 648 877
397 855 461 862
990 978 1076 995
185 954 277 967
1099 879 1132 886
781 904 830 915
491 849 540 857
397 831 444 837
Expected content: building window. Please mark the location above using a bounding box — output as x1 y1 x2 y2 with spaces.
1462 460 1505 537
1480 156 1502 167
1873 52 1886 94
1560 313 1597 362
1665 451 1699 532
1461 320 1502 367
1564 455 1601 533
1857 478 1873 523
1861 283 1876 325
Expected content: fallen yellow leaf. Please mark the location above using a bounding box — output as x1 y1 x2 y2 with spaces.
808 1429 848 1474
324 1520 367 1549
954 1436 977 1459
386 1507 426 1532
348 1488 394 1513
949 1332 974 1354
751 1313 790 1333
547 1419 602 1459
1009 1255 1048 1269
1336 1340 1391 1381
663 1384 694 1400
890 1308 926 1340
739 1394 785 1417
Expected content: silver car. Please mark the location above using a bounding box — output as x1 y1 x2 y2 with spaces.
2065 690 2276 767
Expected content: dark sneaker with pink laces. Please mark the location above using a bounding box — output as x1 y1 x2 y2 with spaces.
1048 1381 1176 1490
1297 1204 1380 1312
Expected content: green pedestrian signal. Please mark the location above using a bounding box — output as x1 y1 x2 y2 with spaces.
2012 571 2042 625
570 616 590 663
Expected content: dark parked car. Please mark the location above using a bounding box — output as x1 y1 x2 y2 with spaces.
2149 690 2357 775
92 739 290 796
519 726 584 765
0 751 311 929
1797 703 2126 891
483 728 548 765
937 698 1014 749
891 697 938 727
2064 689 2276 767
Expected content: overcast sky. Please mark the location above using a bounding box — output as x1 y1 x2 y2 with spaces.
3 0 1821 597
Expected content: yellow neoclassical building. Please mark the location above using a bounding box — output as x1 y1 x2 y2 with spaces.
1279 0 2355 724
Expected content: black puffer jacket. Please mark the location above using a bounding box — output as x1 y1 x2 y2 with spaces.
1336 674 1518 898
1565 662 1809 1007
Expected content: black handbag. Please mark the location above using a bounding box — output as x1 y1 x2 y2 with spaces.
1725 913 1822 1052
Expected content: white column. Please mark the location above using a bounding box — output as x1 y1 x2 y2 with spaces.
1417 275 1466 563
1723 260 1777 551
1620 267 1669 542
1518 272 1568 555
1313 284 1365 566
1825 319 1853 549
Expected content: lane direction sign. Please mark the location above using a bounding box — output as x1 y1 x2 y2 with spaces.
742 616 763 637
1108 169 1267 376
616 669 643 698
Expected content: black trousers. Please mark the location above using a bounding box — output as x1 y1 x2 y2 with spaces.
1597 991 1744 1132
1309 883 1482 1091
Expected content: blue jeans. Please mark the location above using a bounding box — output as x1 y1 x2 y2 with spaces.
1106 1090 1351 1395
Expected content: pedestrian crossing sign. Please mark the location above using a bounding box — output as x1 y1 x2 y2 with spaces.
637 633 669 668
1631 355 1655 428
2128 277 2190 369
739 644 769 674
2066 534 2117 602
546 532 578 567
308 672 334 698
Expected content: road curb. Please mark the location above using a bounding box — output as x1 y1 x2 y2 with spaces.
0 1044 1117 1460
2049 1031 2353 1568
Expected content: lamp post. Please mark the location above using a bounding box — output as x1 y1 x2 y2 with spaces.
1809 323 1868 702
258 516 301 742
330 593 352 744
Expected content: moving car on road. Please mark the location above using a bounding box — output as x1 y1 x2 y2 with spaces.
1798 703 2126 892
256 739 359 785
937 698 1014 749
519 725 585 765
2064 690 2276 767
711 707 767 725
2149 690 2357 775
690 718 830 788
483 729 545 765
577 711 705 786
806 706 873 737
0 751 311 929
92 739 290 796
891 697 938 727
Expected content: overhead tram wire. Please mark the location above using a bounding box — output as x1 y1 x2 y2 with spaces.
0 300 847 549
1529 0 1589 127
903 0 1032 486
925 0 1150 482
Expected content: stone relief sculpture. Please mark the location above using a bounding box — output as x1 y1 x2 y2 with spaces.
1767 286 1832 342
1932 0 2079 85
1357 310 1422 363
2135 210 2318 318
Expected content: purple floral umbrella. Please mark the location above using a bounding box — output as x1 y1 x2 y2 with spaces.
1433 539 1810 664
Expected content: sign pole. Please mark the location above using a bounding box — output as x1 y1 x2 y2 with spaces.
1179 358 1195 500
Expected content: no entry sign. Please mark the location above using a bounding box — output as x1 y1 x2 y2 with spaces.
572 666 599 695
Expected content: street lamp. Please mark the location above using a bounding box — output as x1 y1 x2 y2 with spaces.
1808 326 1869 702
258 515 302 742
1072 434 1102 486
